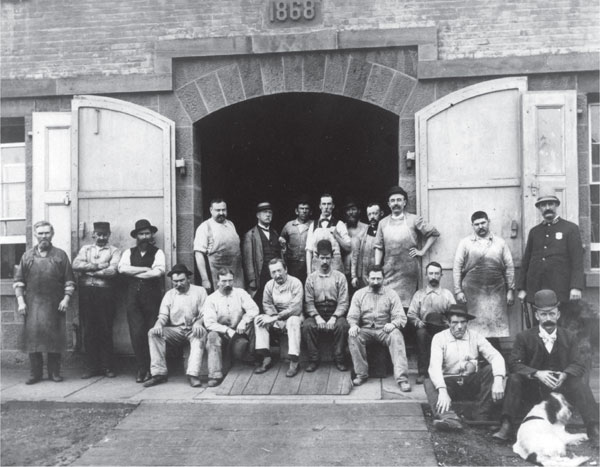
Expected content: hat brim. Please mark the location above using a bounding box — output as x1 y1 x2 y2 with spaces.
535 198 561 207
445 311 476 321
532 303 560 311
167 270 193 277
130 226 158 238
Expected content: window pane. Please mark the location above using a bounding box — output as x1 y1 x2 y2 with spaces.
592 251 600 269
0 118 25 144
0 243 25 279
592 143 599 166
592 184 600 205
592 202 599 244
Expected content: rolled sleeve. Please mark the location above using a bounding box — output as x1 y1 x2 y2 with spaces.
193 222 210 253
389 291 406 329
152 249 166 275
428 334 446 389
333 276 349 318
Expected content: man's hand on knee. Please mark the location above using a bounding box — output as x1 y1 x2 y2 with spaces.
149 325 163 337
436 388 452 414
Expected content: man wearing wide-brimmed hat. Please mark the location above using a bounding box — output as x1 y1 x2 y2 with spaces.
493 289 599 445
73 221 121 379
517 192 584 327
144 264 207 388
425 303 505 431
118 219 166 383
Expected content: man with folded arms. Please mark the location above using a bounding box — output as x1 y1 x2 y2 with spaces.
144 264 207 388
254 258 303 377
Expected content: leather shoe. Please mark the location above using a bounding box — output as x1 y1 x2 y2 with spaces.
492 419 514 441
207 378 222 387
286 361 299 378
254 356 273 374
433 418 463 432
335 362 348 372
143 375 168 387
188 375 202 388
49 374 63 382
399 381 411 392
135 370 149 383
587 424 599 447
81 369 104 379
305 362 319 373
104 369 116 378
25 376 42 385
416 375 426 384
352 377 368 386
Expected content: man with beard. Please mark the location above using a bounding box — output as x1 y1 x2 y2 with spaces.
14 221 76 384
118 219 166 383
305 193 352 275
426 304 505 431
407 262 455 384
342 199 367 285
204 268 259 387
453 211 515 340
493 290 599 445
517 193 584 328
302 239 350 372
253 258 303 377
279 196 313 284
144 264 207 388
194 198 244 292
348 265 411 391
72 221 121 379
374 186 440 307
243 202 282 308
351 202 383 289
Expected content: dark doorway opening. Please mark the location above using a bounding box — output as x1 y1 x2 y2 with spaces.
196 93 398 233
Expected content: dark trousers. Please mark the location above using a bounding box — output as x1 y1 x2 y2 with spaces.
29 352 61 378
301 316 350 364
424 365 495 421
415 325 433 376
286 259 306 284
126 283 161 373
502 373 599 425
80 286 116 371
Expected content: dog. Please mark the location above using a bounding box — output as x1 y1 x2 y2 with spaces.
513 392 589 466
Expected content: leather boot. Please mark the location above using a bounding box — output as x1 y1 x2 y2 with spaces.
47 352 63 382
492 418 513 441
254 356 273 374
26 352 43 384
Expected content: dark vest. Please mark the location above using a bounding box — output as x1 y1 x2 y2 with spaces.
129 245 160 288
259 228 280 266
540 346 563 372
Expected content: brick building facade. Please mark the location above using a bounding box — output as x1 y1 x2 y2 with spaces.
1 0 598 360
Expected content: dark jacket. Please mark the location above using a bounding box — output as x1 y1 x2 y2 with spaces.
508 326 585 378
242 225 281 296
517 217 584 303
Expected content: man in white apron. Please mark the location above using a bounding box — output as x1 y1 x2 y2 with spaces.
374 186 440 306
194 198 244 292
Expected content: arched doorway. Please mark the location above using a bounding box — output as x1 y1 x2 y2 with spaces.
196 92 399 233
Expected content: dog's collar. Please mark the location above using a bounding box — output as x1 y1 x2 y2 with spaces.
522 415 545 423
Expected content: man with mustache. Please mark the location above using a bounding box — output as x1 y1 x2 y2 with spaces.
194 198 244 292
204 268 259 387
348 265 411 391
517 193 584 328
279 196 313 284
453 211 515 341
118 219 166 383
493 290 599 445
407 261 455 384
72 221 121 379
14 221 76 384
342 199 367 290
351 202 383 289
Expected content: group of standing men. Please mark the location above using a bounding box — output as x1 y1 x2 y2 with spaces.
13 186 598 445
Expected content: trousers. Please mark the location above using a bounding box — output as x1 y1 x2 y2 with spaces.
126 283 162 373
501 373 598 425
29 352 61 378
349 327 408 382
302 316 349 363
424 365 495 421
206 326 255 380
80 286 116 371
255 315 302 357
148 326 207 377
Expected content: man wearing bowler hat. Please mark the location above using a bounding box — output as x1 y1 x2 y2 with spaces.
517 193 584 328
493 289 599 445
242 202 282 307
144 264 207 388
73 221 121 379
118 219 166 383
426 304 505 431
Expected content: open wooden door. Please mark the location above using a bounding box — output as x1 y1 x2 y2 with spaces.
71 95 176 354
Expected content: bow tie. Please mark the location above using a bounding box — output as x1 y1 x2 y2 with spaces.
259 226 270 232
539 332 556 346
319 218 331 227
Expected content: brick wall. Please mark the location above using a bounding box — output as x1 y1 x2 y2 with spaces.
1 0 598 80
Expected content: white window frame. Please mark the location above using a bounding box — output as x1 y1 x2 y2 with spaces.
0 142 26 245
589 102 599 270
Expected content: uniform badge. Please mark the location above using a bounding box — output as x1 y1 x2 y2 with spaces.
555 232 563 240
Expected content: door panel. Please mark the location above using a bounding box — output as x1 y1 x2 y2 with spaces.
72 95 176 354
416 78 527 335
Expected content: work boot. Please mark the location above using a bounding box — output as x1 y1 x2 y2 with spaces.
492 418 514 441
81 369 104 379
254 356 273 374
433 417 463 432
143 375 168 387
207 378 222 387
398 381 411 392
305 361 319 372
188 375 202 388
352 376 368 386
47 352 62 382
286 361 299 378
587 423 599 447
335 361 348 372
27 353 43 384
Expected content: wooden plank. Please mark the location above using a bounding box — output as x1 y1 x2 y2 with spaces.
325 364 352 395
242 363 280 395
270 363 302 395
216 365 253 396
297 364 329 395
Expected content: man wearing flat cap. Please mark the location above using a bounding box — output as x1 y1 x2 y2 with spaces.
242 202 282 307
73 221 121 379
144 264 207 388
493 289 599 445
517 193 584 328
426 304 505 431
375 186 440 307
118 219 166 383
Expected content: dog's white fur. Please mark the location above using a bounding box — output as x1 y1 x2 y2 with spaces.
513 392 589 466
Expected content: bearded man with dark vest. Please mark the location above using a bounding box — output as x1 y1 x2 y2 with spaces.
118 219 166 383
